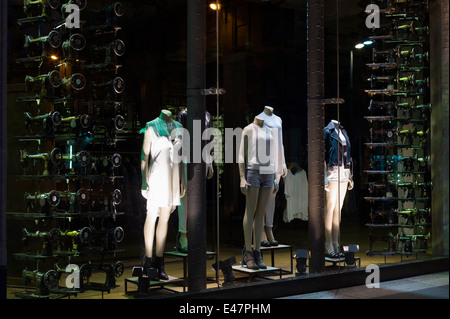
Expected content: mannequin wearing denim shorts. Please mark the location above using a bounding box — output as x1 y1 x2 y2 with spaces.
324 120 353 258
257 106 287 246
238 116 278 269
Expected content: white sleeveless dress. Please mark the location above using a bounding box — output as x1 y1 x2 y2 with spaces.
145 125 181 212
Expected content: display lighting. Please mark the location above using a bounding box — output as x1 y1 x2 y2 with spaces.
356 40 373 49
294 249 308 275
209 2 220 10
342 244 360 267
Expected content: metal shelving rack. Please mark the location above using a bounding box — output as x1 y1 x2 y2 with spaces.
363 0 431 259
13 0 128 298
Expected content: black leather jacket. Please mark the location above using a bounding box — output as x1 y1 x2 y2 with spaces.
324 121 352 169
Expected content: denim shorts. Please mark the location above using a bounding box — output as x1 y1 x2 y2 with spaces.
246 169 274 187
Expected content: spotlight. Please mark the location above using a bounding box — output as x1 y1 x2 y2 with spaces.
294 249 308 275
355 43 365 49
50 55 58 60
343 244 360 267
209 2 220 10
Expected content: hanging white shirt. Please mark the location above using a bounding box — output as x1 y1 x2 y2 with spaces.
283 168 309 222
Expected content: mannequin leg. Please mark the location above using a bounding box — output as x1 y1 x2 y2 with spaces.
331 182 348 252
177 163 188 251
252 187 272 269
331 195 341 253
254 187 272 251
262 174 281 245
155 206 173 257
326 181 349 254
143 207 159 257
243 186 259 251
338 182 348 219
177 197 188 251
241 186 260 269
153 206 173 280
325 182 338 254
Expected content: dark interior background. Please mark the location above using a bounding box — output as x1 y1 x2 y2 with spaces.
5 0 375 276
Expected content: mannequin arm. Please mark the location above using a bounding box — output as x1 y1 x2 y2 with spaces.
282 166 288 178
140 125 152 197
281 147 287 179
269 134 279 192
204 142 214 179
324 161 329 192
238 128 249 195
348 159 354 190
180 161 186 197
280 127 288 178
206 163 214 180
273 174 279 193
239 162 248 195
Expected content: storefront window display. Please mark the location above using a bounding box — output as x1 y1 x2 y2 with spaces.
1 0 447 301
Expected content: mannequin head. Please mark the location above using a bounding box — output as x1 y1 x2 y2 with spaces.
254 116 265 127
263 106 274 116
160 110 172 121
331 119 340 129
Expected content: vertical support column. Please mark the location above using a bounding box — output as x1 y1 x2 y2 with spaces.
186 0 207 291
307 0 325 273
430 0 449 257
0 0 7 299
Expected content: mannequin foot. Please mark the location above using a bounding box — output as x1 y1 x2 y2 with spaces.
326 251 344 259
253 250 267 269
154 256 169 280
242 249 258 270
260 240 271 247
142 256 153 274
175 232 188 253
265 227 278 246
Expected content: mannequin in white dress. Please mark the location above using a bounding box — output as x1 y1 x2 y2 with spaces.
257 106 287 246
141 110 185 279
238 116 278 269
